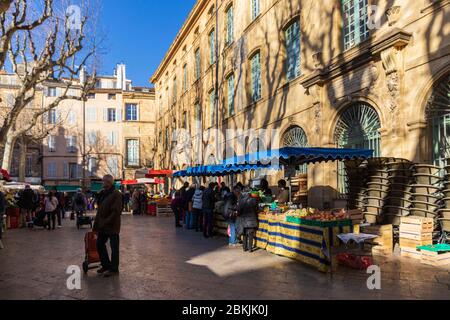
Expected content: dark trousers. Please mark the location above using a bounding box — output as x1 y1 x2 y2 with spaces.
203 208 214 238
172 206 181 227
46 211 56 230
196 210 204 232
243 228 256 252
56 208 62 226
96 233 120 272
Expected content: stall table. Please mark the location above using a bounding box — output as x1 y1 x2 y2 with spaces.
256 214 359 272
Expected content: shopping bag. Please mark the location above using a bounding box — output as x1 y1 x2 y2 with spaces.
227 225 231 237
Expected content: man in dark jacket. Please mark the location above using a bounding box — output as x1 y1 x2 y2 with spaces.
202 182 216 238
93 175 123 277
236 187 258 253
18 185 35 228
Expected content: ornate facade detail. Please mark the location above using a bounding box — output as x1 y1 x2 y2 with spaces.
312 52 323 70
386 6 401 26
381 47 402 113
314 102 322 135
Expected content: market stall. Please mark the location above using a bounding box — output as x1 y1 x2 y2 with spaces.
222 147 373 271
1 182 45 230
121 178 168 216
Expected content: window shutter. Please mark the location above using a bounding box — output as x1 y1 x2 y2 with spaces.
77 164 83 178
103 108 108 122
116 108 121 122
136 105 140 121
63 163 69 178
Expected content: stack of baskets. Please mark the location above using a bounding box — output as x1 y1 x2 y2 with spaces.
410 164 442 222
383 159 413 226
363 158 389 224
345 160 369 210
437 163 450 242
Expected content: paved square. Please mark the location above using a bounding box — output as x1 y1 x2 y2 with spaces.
0 215 449 300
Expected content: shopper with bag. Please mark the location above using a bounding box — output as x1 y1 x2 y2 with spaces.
235 186 258 253
93 174 123 277
191 185 204 232
44 190 59 231
223 187 238 246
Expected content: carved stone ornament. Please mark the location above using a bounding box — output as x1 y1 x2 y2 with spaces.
386 6 401 26
314 102 322 135
381 47 401 112
312 52 323 70
307 83 323 105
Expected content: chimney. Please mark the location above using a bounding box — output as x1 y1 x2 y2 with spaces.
115 63 127 90
79 66 86 85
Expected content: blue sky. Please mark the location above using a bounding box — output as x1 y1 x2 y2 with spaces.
98 0 197 87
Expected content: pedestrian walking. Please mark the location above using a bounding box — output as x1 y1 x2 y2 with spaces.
191 185 204 232
235 186 258 253
224 187 239 246
202 182 216 238
72 189 87 217
17 185 35 228
170 191 183 228
185 184 196 229
139 189 147 215
131 189 140 215
52 187 62 228
93 174 123 277
0 187 6 249
44 190 59 230
179 182 189 225
123 190 131 212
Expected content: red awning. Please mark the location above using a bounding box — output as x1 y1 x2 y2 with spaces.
0 169 11 182
121 178 165 186
145 169 173 178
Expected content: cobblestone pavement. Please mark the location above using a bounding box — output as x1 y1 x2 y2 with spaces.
0 214 449 300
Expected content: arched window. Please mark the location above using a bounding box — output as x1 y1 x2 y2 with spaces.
334 102 381 193
283 126 308 174
426 73 450 168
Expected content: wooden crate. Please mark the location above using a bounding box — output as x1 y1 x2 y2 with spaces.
400 216 433 230
400 247 422 260
420 250 450 266
399 238 433 249
399 231 433 241
156 205 173 217
348 209 364 224
361 224 393 253
399 216 433 241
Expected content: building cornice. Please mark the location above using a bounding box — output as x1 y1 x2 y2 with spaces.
150 0 208 84
301 28 412 89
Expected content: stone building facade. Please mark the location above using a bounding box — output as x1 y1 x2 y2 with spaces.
43 64 157 190
0 64 157 190
151 0 450 208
